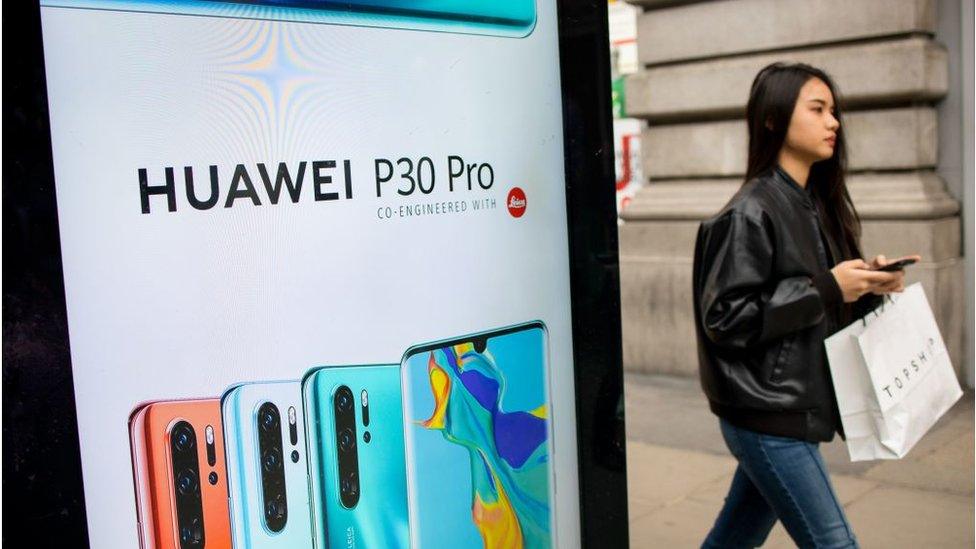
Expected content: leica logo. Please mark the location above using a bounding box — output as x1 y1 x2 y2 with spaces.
507 187 527 218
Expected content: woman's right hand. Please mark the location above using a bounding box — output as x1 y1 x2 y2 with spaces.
830 259 899 303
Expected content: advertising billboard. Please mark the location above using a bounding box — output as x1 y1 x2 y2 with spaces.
7 0 627 546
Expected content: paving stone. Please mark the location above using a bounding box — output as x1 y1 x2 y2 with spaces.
863 431 975 496
629 496 723 547
628 497 658 523
626 441 737 509
845 486 975 547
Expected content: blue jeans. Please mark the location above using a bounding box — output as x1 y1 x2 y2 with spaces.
702 418 858 549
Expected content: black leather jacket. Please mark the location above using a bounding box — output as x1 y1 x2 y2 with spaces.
692 165 881 442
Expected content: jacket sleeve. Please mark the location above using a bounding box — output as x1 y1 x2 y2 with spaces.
696 212 843 350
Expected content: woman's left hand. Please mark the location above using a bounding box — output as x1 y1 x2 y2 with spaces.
868 254 922 294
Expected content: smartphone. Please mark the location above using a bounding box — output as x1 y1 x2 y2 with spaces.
302 364 409 548
129 399 231 549
876 258 917 272
400 322 554 548
40 0 537 37
221 381 313 548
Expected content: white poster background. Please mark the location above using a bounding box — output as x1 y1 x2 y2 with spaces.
40 4 580 547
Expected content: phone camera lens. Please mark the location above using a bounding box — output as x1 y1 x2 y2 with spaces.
291 450 300 463
173 425 195 452
180 518 203 545
338 427 356 452
340 473 359 497
262 448 283 473
335 389 353 412
208 471 218 485
176 468 198 496
260 407 280 432
265 495 287 521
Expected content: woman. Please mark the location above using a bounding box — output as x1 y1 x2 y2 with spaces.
693 62 921 548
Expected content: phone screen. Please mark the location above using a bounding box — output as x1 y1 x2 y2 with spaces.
401 323 552 548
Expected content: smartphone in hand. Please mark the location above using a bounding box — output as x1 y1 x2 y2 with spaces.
876 258 917 272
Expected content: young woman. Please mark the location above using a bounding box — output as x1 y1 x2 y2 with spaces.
693 62 921 548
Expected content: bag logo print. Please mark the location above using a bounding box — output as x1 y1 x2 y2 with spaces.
880 336 936 399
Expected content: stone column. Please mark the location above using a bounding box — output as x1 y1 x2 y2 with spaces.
619 0 965 379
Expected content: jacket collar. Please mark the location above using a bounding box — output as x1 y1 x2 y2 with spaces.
770 165 846 263
770 164 814 209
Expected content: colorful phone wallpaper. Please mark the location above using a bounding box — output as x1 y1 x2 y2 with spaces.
401 323 552 549
129 399 232 549
221 381 312 548
303 365 409 549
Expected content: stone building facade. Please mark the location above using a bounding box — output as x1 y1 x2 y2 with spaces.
619 0 973 384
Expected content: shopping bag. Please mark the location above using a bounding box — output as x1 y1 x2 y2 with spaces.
824 298 886 461
825 283 962 461
855 283 962 457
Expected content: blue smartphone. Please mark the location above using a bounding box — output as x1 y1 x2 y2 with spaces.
302 364 409 548
400 322 554 549
221 381 313 548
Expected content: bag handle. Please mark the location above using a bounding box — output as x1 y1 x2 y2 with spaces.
860 293 899 327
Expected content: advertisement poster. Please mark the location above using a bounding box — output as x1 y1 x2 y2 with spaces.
38 0 580 546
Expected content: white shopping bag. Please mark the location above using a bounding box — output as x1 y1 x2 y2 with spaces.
824 299 886 460
824 283 962 461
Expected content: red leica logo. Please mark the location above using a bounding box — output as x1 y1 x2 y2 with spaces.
507 187 526 218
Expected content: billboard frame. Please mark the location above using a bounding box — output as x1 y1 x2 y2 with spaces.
3 0 630 545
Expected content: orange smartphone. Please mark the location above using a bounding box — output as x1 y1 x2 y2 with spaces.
129 399 232 549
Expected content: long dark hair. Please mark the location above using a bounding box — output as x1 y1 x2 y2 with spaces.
745 62 863 260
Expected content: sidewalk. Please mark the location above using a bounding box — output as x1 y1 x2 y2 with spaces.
625 372 975 548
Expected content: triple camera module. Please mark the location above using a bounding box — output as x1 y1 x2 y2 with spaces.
257 402 288 532
170 421 205 548
333 385 361 508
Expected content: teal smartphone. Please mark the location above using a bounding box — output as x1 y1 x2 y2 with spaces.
38 0 537 38
221 381 313 548
400 322 554 549
302 364 409 548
